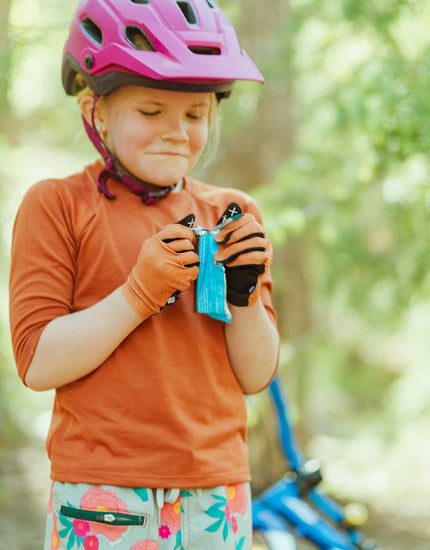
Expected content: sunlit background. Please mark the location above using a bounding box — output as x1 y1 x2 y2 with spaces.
1 0 430 548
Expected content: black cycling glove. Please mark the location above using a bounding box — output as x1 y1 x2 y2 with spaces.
214 203 272 307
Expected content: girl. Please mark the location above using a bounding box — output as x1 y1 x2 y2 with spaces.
9 1 279 549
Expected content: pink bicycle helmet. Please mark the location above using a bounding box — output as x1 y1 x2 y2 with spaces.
62 0 264 98
63 0 265 205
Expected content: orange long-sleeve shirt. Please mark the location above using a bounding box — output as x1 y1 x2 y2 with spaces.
9 160 277 488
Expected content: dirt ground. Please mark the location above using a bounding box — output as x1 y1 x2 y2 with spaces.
1 438 429 550
0 441 49 550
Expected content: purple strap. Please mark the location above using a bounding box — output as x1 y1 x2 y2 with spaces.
82 96 176 205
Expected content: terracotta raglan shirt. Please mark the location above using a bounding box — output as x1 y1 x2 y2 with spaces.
9 160 277 488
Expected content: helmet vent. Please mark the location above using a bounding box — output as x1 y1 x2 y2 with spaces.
177 2 198 25
205 0 216 7
130 0 151 3
80 18 103 46
125 26 156 51
189 46 221 55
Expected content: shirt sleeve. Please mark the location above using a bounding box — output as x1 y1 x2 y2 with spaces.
9 180 77 382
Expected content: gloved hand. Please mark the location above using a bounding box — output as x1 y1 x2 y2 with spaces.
162 214 197 306
214 204 272 307
122 216 199 318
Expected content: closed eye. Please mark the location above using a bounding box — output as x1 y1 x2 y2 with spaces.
138 110 207 120
139 110 161 116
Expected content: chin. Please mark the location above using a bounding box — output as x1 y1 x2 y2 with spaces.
136 160 191 187
139 170 187 187
118 159 187 188
133 168 185 187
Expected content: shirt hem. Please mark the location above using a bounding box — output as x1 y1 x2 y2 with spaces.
51 467 251 489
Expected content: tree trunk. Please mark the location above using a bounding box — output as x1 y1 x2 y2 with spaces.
208 0 294 190
205 0 314 494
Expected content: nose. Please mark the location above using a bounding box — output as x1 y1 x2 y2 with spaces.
161 114 189 142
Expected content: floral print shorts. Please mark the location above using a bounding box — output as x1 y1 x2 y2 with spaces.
44 481 252 550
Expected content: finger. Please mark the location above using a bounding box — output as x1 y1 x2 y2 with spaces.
218 223 264 246
177 250 200 269
177 265 200 288
215 235 267 263
226 241 273 269
215 213 258 244
159 224 196 245
162 239 200 267
184 259 200 268
227 240 273 267
216 203 242 226
177 213 195 228
168 238 197 254
216 247 267 266
227 264 266 276
163 215 195 243
175 246 201 268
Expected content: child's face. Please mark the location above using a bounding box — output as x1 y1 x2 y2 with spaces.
98 86 212 186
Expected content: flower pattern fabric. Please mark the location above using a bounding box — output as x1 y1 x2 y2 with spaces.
130 542 158 550
80 487 128 541
44 482 251 550
83 535 99 550
50 516 60 550
158 492 184 549
204 484 249 550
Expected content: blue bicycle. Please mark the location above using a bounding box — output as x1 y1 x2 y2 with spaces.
252 375 381 550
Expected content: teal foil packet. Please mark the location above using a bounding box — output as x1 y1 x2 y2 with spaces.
194 214 241 323
195 229 231 323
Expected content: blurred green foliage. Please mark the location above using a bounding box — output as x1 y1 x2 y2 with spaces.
250 0 430 439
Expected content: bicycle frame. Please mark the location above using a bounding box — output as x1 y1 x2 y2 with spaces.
252 375 379 550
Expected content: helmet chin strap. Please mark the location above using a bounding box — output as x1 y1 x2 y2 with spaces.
82 95 176 205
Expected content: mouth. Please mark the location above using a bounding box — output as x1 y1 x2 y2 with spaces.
149 152 188 157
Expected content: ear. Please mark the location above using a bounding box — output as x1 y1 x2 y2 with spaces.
79 94 107 133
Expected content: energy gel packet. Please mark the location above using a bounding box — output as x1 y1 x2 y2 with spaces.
193 214 241 323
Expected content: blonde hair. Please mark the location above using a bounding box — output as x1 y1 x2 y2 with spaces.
198 93 220 172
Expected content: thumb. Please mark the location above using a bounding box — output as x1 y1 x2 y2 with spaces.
216 203 242 226
162 214 196 244
177 213 195 228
